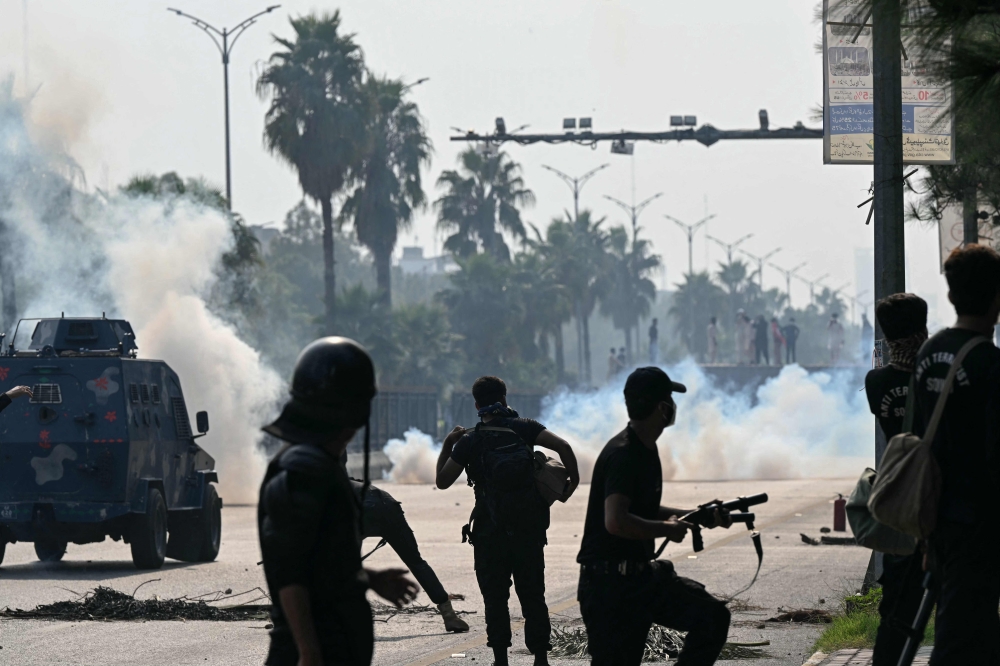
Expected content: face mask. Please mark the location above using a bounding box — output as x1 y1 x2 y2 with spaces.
662 397 676 428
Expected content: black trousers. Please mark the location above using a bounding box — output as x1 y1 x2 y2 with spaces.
928 521 1000 666
786 340 797 364
473 530 551 654
361 486 448 604
872 553 924 666
578 560 730 666
754 342 769 366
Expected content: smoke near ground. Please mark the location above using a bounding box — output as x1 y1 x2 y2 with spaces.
0 91 281 503
385 361 875 484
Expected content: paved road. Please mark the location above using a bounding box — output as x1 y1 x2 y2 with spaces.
0 479 869 665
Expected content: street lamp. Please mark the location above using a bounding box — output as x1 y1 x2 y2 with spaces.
706 233 754 264
168 5 281 209
665 214 714 276
769 261 807 307
794 273 830 304
739 247 782 290
541 164 610 222
604 192 664 239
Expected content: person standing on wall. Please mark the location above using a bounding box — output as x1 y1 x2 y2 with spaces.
734 310 748 365
707 317 718 364
910 245 1000 665
257 338 419 666
435 376 581 666
864 294 928 666
769 317 785 367
577 367 732 666
781 318 800 364
753 315 769 366
828 313 845 364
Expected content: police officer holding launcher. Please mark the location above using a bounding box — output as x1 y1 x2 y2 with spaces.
577 367 731 666
258 338 419 666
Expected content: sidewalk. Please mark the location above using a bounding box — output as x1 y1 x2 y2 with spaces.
803 647 933 665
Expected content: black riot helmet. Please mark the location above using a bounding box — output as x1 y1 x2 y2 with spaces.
263 337 377 444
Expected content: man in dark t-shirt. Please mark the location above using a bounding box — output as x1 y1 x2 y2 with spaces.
864 294 927 666
577 367 731 666
782 318 800 364
910 245 1000 665
436 376 580 666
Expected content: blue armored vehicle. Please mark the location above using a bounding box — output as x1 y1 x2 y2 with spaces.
0 317 221 569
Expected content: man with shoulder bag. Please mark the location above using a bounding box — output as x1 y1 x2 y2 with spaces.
436 376 581 666
870 245 1000 665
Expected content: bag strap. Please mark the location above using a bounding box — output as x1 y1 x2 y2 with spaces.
922 335 990 443
479 426 517 434
901 374 917 433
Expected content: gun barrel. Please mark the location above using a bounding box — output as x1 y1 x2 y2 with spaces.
720 494 768 512
730 512 755 523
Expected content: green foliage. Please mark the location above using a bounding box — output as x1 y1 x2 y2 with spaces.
599 226 661 355
814 586 934 653
670 272 726 360
436 147 535 262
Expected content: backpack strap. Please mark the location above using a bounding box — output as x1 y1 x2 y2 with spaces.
901 374 917 434
478 426 517 434
922 336 990 443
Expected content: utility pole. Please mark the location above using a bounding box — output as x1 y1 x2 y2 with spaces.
769 261 807 308
739 247 782 290
541 164 610 222
795 272 830 304
604 193 664 239
665 214 715 276
706 234 754 264
168 5 281 209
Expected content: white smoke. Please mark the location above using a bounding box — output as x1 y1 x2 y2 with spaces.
0 96 282 504
384 361 875 483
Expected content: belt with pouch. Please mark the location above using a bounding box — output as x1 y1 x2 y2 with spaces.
580 559 650 576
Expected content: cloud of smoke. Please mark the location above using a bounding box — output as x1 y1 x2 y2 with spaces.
385 361 874 484
0 92 281 504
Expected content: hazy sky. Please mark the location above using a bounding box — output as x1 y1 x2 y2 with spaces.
0 0 953 327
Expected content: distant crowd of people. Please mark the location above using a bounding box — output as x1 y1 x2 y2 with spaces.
729 311 803 366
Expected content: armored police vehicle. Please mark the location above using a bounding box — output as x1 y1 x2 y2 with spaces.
0 317 221 569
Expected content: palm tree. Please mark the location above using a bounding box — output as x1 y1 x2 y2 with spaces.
435 148 534 262
539 210 610 385
669 271 726 359
343 75 431 306
257 11 366 334
513 247 571 383
599 226 661 362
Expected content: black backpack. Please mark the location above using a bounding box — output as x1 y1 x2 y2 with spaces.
471 423 547 536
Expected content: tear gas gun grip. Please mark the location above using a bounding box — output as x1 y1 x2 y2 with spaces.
655 493 769 558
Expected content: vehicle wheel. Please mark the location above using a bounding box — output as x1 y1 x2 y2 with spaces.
197 485 222 562
166 485 221 563
34 539 67 562
131 488 167 569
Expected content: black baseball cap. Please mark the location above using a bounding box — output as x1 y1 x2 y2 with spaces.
624 367 687 402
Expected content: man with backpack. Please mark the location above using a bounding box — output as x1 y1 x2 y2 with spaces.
436 376 581 666
864 294 928 666
910 245 1000 664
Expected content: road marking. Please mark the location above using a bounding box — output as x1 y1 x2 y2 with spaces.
402 495 837 666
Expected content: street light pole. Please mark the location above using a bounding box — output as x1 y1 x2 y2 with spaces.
604 192 664 240
168 5 281 209
794 272 830 304
665 214 715 276
542 164 610 222
706 233 754 264
769 261 807 308
739 247 782 290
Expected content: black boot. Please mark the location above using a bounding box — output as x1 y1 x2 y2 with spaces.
493 647 509 666
533 653 549 666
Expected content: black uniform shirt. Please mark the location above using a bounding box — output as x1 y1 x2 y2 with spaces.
258 444 372 658
865 365 911 440
451 417 547 534
912 328 1000 523
577 426 662 563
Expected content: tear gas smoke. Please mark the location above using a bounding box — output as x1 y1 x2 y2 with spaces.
384 361 874 484
0 92 282 503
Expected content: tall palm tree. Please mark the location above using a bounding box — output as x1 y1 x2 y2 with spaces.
342 75 431 307
435 148 534 262
514 246 571 383
599 226 661 362
257 11 366 334
539 210 610 385
669 271 726 359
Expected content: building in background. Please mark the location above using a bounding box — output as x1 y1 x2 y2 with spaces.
398 246 458 275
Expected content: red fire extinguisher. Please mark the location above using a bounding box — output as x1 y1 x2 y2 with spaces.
834 493 847 532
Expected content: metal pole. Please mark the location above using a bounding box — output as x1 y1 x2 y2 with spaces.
963 188 979 244
222 29 232 209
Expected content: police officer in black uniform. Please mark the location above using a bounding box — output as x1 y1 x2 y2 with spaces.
577 367 731 666
258 337 419 666
864 294 928 666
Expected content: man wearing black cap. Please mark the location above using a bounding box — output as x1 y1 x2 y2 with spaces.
577 367 732 666
258 337 419 666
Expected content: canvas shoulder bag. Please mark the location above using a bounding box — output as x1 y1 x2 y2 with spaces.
868 335 989 538
846 467 916 555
